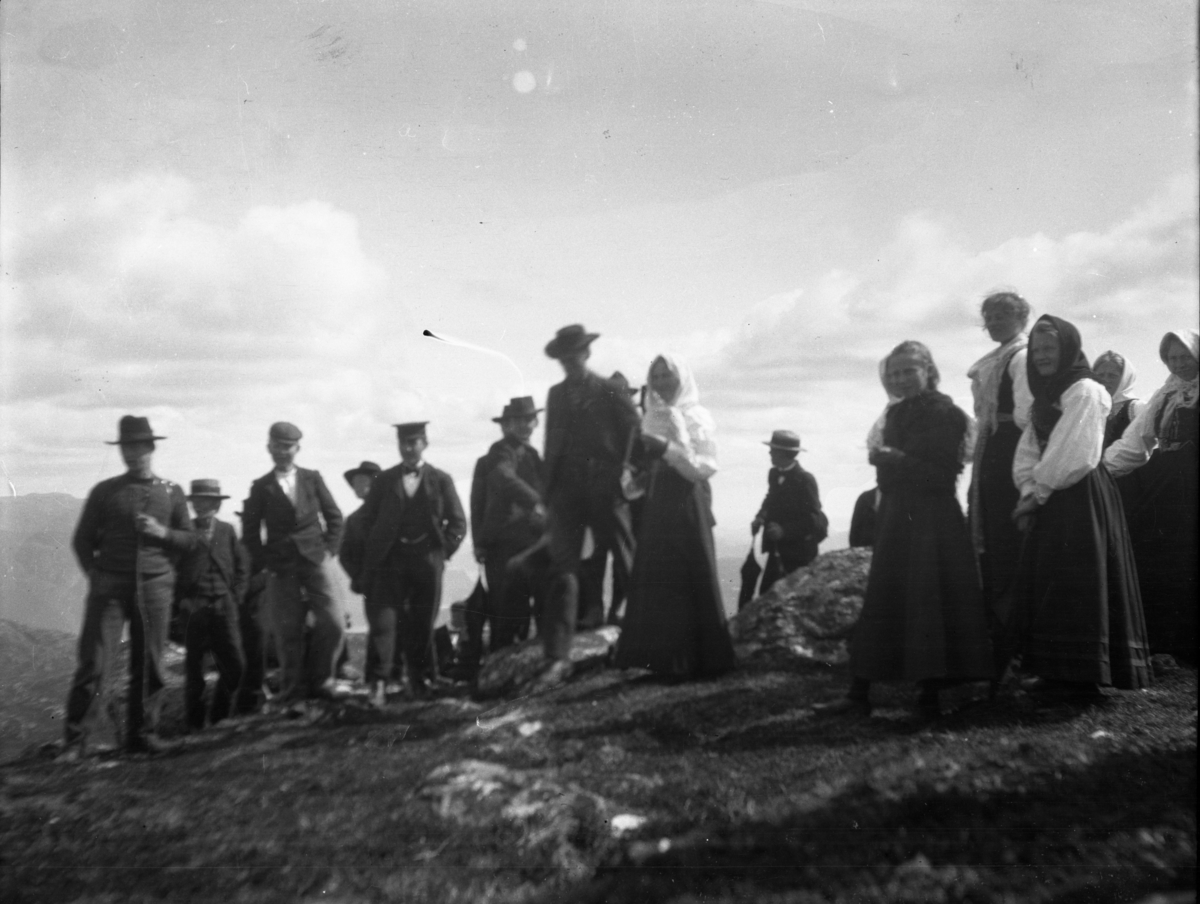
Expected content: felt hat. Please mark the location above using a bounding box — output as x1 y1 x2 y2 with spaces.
492 396 542 423
187 478 230 500
394 421 429 439
544 324 599 359
764 429 806 453
610 371 640 396
269 422 303 443
105 415 166 445
343 460 383 486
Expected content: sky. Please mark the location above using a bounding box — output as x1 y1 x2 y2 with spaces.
2 0 1197 577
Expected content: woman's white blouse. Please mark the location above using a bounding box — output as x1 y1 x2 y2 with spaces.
1103 386 1169 478
1013 378 1110 505
659 407 719 483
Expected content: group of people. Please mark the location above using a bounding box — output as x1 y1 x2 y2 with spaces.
60 307 1195 756
831 294 1196 717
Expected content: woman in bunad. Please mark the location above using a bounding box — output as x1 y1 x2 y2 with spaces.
1092 351 1144 449
824 341 993 719
1103 329 1198 663
615 353 735 679
966 292 1033 628
1010 315 1151 699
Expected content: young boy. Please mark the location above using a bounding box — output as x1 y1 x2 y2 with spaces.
751 430 828 593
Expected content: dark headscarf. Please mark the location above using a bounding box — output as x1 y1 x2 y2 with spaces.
1027 314 1094 447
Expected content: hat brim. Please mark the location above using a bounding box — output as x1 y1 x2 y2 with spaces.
492 409 544 423
344 468 381 484
764 442 806 452
105 435 167 444
187 493 230 500
544 333 599 358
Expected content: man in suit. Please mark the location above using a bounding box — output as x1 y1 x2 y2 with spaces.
338 460 388 684
353 422 466 705
176 479 249 731
63 415 196 758
462 397 548 680
242 422 344 708
538 325 641 687
752 430 828 593
233 503 269 715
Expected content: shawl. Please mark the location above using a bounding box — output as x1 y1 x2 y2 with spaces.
967 331 1028 433
642 353 716 462
1027 315 1093 448
1154 328 1200 436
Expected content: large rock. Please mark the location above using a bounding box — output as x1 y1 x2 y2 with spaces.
728 547 871 665
475 625 620 700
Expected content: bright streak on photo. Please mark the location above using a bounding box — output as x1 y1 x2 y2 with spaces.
512 70 536 93
422 329 526 393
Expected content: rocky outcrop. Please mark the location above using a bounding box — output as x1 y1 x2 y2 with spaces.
728 546 871 665
475 626 620 700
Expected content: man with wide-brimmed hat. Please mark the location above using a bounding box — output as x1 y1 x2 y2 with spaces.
63 415 197 757
537 325 641 688
351 422 466 704
751 429 828 595
242 422 344 709
460 397 549 680
175 479 249 731
338 460 388 684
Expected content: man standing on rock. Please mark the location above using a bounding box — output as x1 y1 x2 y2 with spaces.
752 430 828 594
353 422 466 705
242 422 344 709
64 415 197 757
463 397 548 681
537 325 640 689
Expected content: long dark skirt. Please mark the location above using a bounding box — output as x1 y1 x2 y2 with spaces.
852 488 993 683
1121 445 1197 661
972 421 1024 610
1013 466 1151 688
615 463 735 678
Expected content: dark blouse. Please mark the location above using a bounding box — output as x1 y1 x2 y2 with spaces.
877 391 969 497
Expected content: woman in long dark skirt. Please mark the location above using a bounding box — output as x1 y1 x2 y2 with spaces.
825 341 993 718
615 353 735 679
1010 315 1151 697
1104 329 1198 662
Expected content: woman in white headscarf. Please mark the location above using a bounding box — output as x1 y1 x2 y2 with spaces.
1104 329 1199 661
1092 350 1144 449
615 353 735 679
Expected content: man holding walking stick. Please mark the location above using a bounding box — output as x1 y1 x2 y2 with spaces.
62 416 196 758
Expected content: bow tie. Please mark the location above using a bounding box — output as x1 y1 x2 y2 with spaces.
401 464 422 476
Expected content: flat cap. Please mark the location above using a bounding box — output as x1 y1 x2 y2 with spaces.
269 422 303 443
393 421 429 438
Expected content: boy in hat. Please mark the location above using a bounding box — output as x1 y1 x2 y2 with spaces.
338 460 389 684
462 397 548 680
242 422 344 707
751 429 828 593
176 479 249 730
352 422 466 704
538 325 640 687
64 415 196 757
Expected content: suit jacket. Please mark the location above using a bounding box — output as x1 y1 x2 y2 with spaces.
338 504 368 593
543 371 640 497
756 464 827 566
242 467 343 571
175 519 250 603
471 438 546 551
354 462 466 583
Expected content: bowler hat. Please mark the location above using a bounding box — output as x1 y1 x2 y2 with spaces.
544 324 599 359
187 478 230 500
105 415 166 445
394 421 429 439
492 396 543 423
764 429 806 452
269 422 303 443
344 460 383 486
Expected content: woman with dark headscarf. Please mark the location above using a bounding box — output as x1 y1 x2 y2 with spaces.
1092 350 1144 449
616 353 735 679
1010 316 1151 698
1104 329 1198 661
825 341 992 719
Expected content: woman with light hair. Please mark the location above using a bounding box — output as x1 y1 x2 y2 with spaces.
1104 329 1198 662
615 353 735 679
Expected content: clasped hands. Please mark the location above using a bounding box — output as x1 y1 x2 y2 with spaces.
1011 494 1040 533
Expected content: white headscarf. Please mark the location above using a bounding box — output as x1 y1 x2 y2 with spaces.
1093 350 1140 413
1154 328 1199 435
642 353 718 476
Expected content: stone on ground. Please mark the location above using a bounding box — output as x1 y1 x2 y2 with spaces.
475 625 620 700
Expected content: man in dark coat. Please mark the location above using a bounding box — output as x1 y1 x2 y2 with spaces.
338 460 386 683
538 325 640 686
462 397 548 679
752 430 828 593
176 479 249 730
353 422 466 704
63 415 197 757
242 422 344 707
233 503 269 715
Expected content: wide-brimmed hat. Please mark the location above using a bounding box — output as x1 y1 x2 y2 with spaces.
492 396 543 423
764 429 806 453
105 415 166 445
344 460 383 485
610 371 640 396
394 421 429 439
544 324 599 359
268 422 303 443
187 478 229 500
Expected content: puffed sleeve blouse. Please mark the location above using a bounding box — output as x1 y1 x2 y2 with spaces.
1013 378 1110 505
1104 384 1174 478
661 406 719 483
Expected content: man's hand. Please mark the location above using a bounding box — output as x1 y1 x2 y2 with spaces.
763 522 784 542
530 503 548 530
750 516 763 535
136 513 169 540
